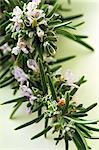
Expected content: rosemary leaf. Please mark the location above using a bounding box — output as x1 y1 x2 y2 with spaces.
31 126 52 140
10 101 22 119
15 114 44 130
47 73 57 100
1 97 26 105
78 103 97 113
64 116 99 124
38 58 48 94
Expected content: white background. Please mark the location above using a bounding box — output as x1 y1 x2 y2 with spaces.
0 0 99 150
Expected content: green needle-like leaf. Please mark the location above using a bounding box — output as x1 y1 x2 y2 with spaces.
76 124 92 138
64 116 99 124
0 78 15 88
72 130 86 150
47 73 57 100
45 117 49 137
10 101 22 119
31 126 52 140
56 28 76 40
62 14 83 21
15 114 44 130
83 125 99 132
0 64 12 80
76 127 89 150
49 56 76 65
56 29 94 51
38 58 48 94
78 103 97 113
64 134 69 150
67 112 87 117
50 65 62 73
1 97 26 105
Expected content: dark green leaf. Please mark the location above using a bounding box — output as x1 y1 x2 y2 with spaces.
84 125 99 132
1 97 26 105
64 116 99 124
38 58 48 94
47 73 57 100
56 29 94 51
31 126 52 140
76 127 89 149
56 28 76 40
10 101 22 119
78 103 97 113
76 124 91 138
50 65 62 73
67 112 87 117
15 114 44 130
0 78 15 88
49 56 76 65
45 117 49 137
62 14 83 21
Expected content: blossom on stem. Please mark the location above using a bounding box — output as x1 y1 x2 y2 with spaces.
20 84 37 104
10 6 23 32
12 38 28 55
12 66 28 84
12 46 20 55
27 59 39 72
0 43 11 53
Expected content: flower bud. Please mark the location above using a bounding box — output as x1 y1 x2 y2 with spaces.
57 98 65 106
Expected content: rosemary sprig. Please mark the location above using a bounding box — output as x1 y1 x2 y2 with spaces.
0 1 98 150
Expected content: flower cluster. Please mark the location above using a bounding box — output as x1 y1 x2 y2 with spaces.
7 0 49 56
0 1 99 150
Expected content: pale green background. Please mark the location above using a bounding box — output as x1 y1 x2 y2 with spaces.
0 0 99 150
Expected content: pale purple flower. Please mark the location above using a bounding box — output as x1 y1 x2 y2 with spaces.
12 46 20 55
20 85 37 104
0 43 11 53
27 2 38 11
12 66 28 83
27 59 38 72
17 38 28 54
11 19 23 32
10 6 23 32
65 69 79 88
12 38 28 55
20 85 32 97
12 6 22 17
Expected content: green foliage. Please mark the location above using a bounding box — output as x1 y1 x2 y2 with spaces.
0 1 98 150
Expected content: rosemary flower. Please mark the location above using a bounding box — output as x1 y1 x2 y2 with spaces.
27 59 39 72
10 6 23 32
12 66 28 84
12 38 28 55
